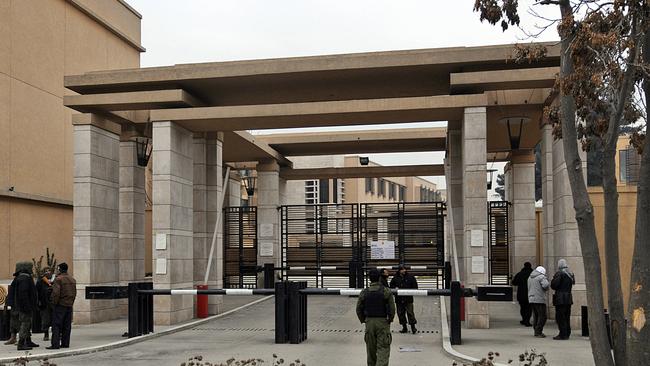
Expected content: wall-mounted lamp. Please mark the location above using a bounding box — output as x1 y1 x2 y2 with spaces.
239 169 256 198
134 137 152 167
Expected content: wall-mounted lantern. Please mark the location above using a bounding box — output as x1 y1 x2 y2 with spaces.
239 169 256 198
135 137 152 167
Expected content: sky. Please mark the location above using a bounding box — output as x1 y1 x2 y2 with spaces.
128 0 559 191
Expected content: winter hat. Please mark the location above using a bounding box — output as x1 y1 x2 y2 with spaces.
535 266 546 275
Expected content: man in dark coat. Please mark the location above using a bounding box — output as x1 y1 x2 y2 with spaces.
551 258 575 340
35 267 53 341
380 268 390 288
14 261 39 350
389 265 418 334
512 262 533 327
3 270 19 345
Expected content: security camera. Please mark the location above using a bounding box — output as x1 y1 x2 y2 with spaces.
359 157 369 166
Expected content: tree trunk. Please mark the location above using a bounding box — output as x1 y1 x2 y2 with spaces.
602 142 626 366
626 29 650 366
558 3 615 365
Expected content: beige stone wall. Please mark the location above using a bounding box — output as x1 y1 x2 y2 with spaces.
0 0 141 279
589 186 637 309
0 198 73 278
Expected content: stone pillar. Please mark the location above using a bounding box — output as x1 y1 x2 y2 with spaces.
509 151 537 274
227 171 242 207
72 120 121 324
552 132 587 329
256 161 281 269
541 123 555 314
447 125 464 279
192 136 208 294
206 136 224 314
152 121 194 325
462 107 489 329
118 139 146 315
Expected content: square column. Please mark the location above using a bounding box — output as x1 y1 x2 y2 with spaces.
227 171 242 207
552 132 587 328
447 125 464 279
541 123 555 313
257 161 281 269
152 121 194 325
462 107 489 329
118 139 146 315
192 136 208 291
72 121 121 324
509 152 537 274
205 136 223 314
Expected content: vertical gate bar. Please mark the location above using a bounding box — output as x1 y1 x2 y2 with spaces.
399 202 405 265
238 208 244 288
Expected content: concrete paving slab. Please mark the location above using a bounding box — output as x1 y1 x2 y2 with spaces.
0 296 268 361
51 296 452 366
447 299 595 366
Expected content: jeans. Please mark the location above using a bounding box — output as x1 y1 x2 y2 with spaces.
51 305 73 348
531 303 547 336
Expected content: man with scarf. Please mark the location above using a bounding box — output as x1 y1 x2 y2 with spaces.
551 258 575 340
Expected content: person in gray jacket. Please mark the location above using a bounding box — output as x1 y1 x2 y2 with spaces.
527 266 550 338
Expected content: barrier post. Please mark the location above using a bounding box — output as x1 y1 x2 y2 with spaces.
275 281 289 343
450 281 462 345
142 282 154 335
348 261 359 288
264 263 276 289
288 281 302 344
196 284 209 318
582 305 589 337
127 283 140 338
444 261 452 289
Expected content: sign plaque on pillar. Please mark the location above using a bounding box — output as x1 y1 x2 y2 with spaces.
155 233 167 250
260 240 274 257
155 258 167 275
260 224 274 238
471 256 485 274
470 229 484 247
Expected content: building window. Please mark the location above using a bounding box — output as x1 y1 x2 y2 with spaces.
620 147 641 184
399 186 406 202
365 177 374 194
377 178 385 197
305 180 318 205
319 179 330 203
388 182 396 200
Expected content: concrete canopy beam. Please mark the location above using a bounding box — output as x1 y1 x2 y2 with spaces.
148 94 488 131
451 67 558 93
279 164 444 180
223 131 292 167
256 127 447 156
64 89 202 112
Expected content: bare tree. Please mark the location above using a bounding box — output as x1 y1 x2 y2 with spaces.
474 1 649 365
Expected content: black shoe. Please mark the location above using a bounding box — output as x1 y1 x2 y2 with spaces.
411 324 418 334
26 338 39 348
520 320 526 325
534 333 546 338
46 346 60 350
553 335 569 340
399 325 408 333
17 339 32 351
61 345 70 348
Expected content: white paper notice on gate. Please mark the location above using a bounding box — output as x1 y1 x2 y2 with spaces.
371 240 396 260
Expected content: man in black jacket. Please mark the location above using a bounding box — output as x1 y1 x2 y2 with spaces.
14 261 39 351
551 258 575 340
35 267 53 341
3 270 19 345
512 262 533 327
389 265 418 334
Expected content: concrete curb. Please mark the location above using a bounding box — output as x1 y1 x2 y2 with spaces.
439 296 509 366
0 295 272 364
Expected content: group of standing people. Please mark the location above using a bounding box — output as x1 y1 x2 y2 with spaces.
357 266 419 366
4 262 77 350
512 259 575 340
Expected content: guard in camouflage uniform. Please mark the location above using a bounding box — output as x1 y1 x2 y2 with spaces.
356 269 396 366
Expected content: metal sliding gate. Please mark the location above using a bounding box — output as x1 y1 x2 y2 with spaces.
488 201 510 285
280 202 446 289
281 204 359 288
223 206 258 288
360 202 446 289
